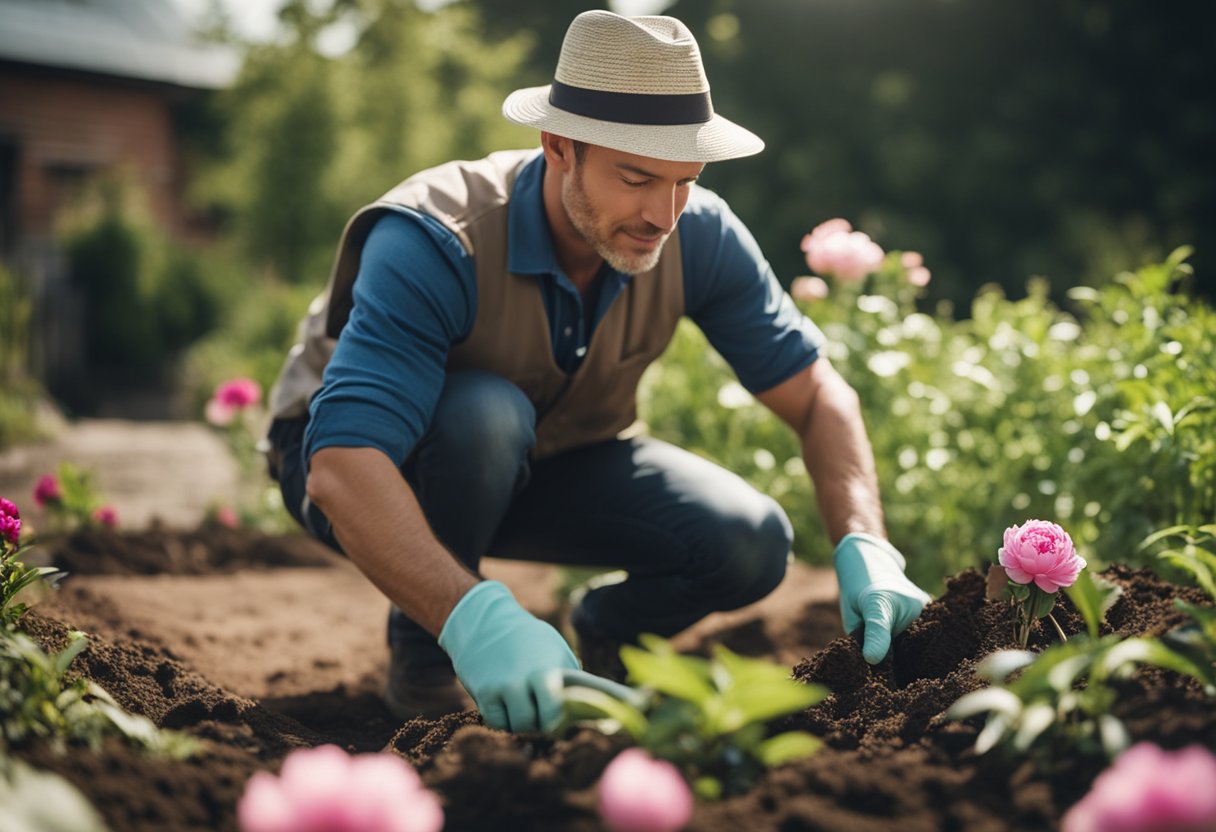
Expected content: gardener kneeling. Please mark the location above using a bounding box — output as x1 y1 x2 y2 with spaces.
263 10 931 733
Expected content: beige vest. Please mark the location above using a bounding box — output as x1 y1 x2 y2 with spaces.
268 149 685 460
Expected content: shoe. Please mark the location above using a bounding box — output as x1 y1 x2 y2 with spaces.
571 604 629 684
383 659 475 722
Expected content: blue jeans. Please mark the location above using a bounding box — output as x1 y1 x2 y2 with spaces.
272 370 793 671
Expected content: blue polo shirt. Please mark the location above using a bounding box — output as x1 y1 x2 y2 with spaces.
305 152 824 466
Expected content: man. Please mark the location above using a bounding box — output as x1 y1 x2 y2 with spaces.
265 10 931 734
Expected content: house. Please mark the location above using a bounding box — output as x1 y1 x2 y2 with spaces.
0 0 239 405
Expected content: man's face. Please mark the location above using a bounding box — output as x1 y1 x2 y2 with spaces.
560 144 704 275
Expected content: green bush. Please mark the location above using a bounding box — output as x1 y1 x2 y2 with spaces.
638 250 1211 592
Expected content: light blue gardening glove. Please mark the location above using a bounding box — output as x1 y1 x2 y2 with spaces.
438 580 581 732
833 533 932 664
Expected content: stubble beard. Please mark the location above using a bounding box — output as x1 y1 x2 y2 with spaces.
562 165 667 275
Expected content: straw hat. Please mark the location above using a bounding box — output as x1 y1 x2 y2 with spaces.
502 10 764 163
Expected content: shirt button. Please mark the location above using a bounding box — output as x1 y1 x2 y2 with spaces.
575 346 587 357
564 326 573 337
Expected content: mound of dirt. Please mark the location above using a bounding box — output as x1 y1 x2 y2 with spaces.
11 529 1214 831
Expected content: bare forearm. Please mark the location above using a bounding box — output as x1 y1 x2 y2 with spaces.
800 373 886 544
306 446 479 636
757 359 887 544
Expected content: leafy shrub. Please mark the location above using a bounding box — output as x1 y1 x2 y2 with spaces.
639 248 1212 591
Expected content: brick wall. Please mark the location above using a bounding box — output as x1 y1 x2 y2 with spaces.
0 65 193 241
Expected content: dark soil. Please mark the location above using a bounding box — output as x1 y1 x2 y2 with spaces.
11 528 1215 831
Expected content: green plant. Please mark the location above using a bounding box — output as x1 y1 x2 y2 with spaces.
0 628 200 758
0 756 111 832
560 634 826 800
1140 523 1216 694
33 463 115 533
946 571 1212 764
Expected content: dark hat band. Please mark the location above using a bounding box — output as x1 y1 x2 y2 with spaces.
549 80 712 126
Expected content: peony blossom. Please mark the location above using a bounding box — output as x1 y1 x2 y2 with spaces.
33 474 62 508
899 252 932 287
800 218 884 282
91 506 118 529
999 519 1085 593
0 497 20 545
206 378 263 427
598 748 694 832
790 276 830 302
1062 742 1216 832
216 378 262 408
237 745 443 832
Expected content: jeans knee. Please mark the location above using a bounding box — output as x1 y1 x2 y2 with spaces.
697 497 792 606
423 371 536 470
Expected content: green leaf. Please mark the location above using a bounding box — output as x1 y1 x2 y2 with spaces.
52 633 89 678
975 712 1013 755
559 686 650 740
754 731 822 766
976 650 1036 683
619 643 716 706
1065 571 1124 639
946 687 1023 720
1012 702 1056 752
715 679 826 734
1097 714 1131 758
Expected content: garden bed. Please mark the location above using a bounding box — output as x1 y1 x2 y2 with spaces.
13 527 1215 831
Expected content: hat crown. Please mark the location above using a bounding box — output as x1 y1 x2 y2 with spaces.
554 11 709 96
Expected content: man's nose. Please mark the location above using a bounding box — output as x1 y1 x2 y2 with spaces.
640 187 678 234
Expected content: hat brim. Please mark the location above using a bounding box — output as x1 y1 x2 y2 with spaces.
503 85 764 164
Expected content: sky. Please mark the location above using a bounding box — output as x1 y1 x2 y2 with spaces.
171 0 673 50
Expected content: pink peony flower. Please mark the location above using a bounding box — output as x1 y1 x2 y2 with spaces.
91 505 118 529
237 745 443 832
0 497 20 545
598 748 693 832
790 276 830 302
999 519 1085 593
1062 742 1216 832
800 218 885 282
206 378 263 427
33 474 62 508
216 378 262 409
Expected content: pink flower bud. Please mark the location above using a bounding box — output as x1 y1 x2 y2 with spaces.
900 251 924 269
906 266 931 287
92 506 119 529
598 748 693 832
1062 743 1216 832
33 474 62 508
998 519 1085 593
237 745 443 832
790 276 830 302
215 505 240 529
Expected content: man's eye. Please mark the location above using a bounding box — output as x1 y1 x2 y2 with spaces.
621 178 646 188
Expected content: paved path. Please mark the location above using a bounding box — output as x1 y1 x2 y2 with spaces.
0 419 241 529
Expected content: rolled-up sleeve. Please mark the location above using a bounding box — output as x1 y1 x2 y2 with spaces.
681 189 826 394
304 210 475 467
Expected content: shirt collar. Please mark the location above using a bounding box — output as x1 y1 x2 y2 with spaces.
506 150 633 286
507 151 558 276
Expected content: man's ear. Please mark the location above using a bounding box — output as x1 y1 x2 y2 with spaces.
540 132 575 172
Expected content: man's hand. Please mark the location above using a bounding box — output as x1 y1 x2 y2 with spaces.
833 533 931 664
438 580 581 732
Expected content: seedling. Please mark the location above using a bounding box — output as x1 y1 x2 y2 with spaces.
948 571 1211 763
560 634 826 800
